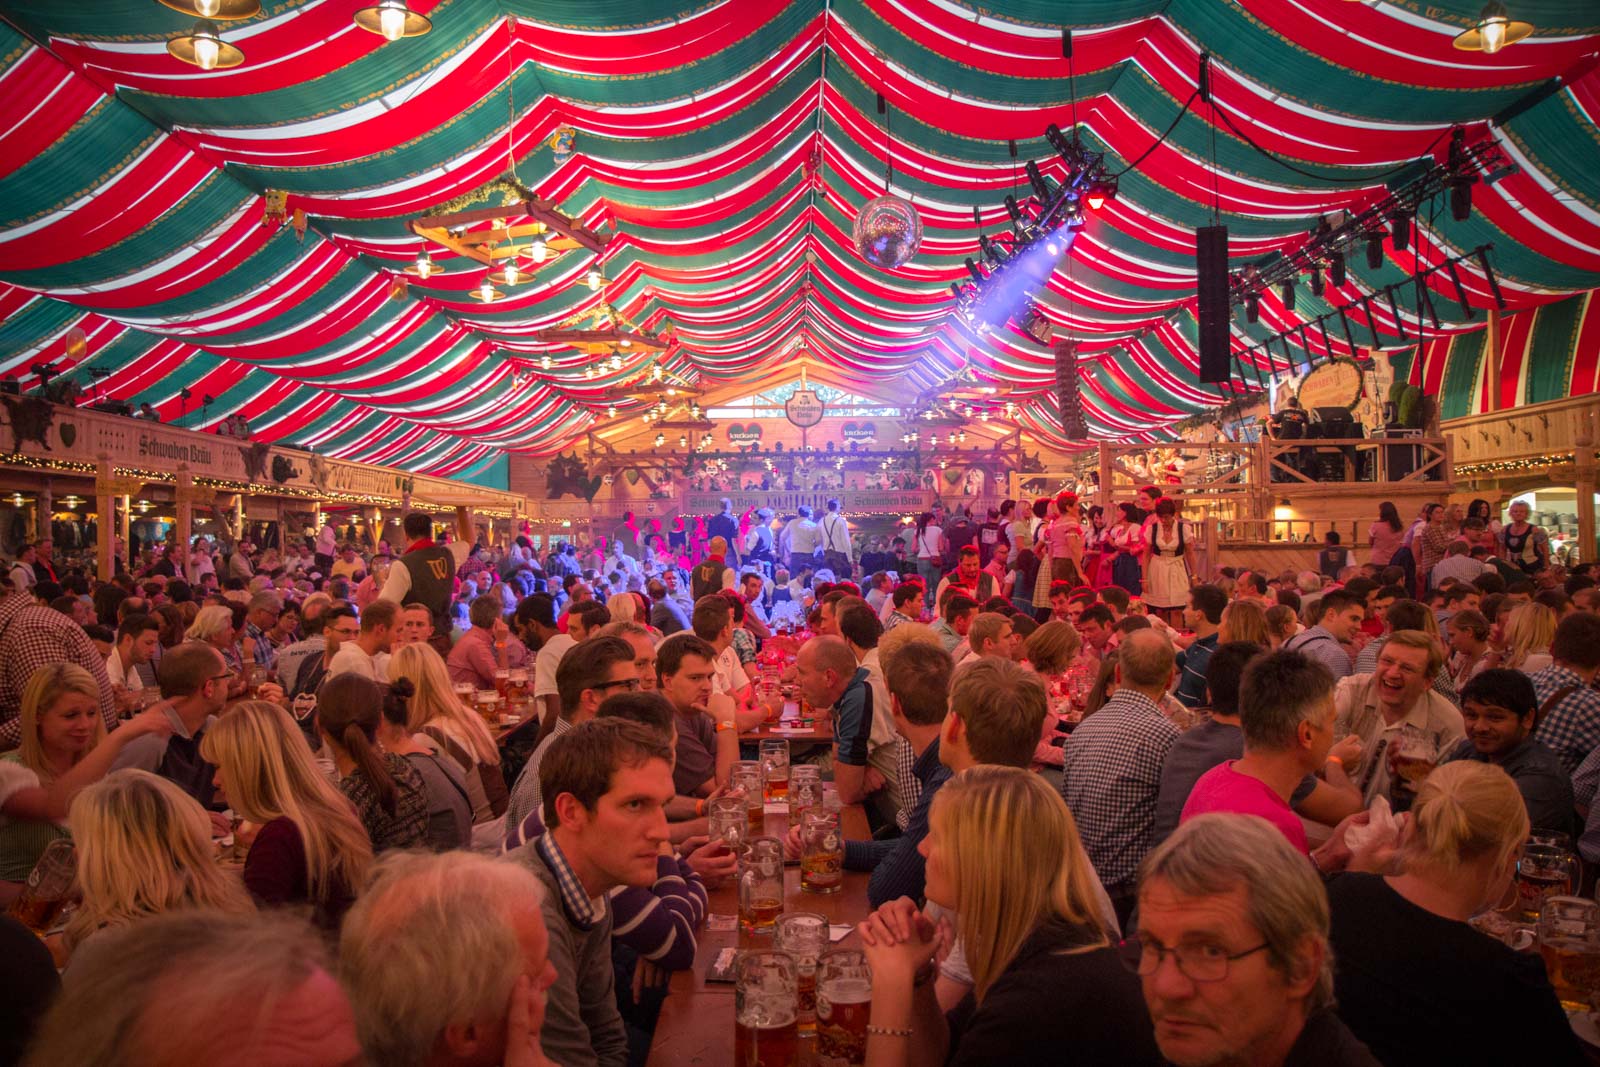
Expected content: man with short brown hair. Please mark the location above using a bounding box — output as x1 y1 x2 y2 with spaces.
506 718 672 1067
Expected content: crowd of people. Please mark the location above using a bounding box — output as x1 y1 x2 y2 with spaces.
0 486 1596 1067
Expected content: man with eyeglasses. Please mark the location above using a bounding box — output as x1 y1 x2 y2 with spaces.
1133 813 1381 1067
502 636 639 839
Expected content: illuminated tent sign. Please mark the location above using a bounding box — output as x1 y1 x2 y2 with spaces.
841 421 877 440
785 389 825 428
726 423 763 444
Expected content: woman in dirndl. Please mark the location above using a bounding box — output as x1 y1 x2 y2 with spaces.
1103 502 1145 595
1142 497 1192 624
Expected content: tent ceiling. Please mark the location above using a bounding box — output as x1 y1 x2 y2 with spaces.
1 1 1598 473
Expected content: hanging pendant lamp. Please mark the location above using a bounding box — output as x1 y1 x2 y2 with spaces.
1452 2 1533 53
167 20 245 70
354 0 432 42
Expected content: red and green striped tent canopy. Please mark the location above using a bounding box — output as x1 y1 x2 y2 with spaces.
2 0 1598 478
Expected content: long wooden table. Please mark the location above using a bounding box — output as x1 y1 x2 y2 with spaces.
739 699 834 743
647 803 872 1066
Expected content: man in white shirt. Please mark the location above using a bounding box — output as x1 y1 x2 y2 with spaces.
690 594 764 732
107 614 160 708
520 593 575 733
1333 630 1464 808
864 572 894 615
819 499 853 576
327 599 396 683
8 545 36 594
786 505 822 576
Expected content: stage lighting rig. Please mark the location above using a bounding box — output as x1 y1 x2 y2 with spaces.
950 120 1116 338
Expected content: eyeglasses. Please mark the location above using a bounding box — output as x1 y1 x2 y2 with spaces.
592 677 643 694
1117 938 1269 983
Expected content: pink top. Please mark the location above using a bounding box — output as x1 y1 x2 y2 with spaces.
1367 521 1405 567
1179 761 1309 854
1046 517 1083 559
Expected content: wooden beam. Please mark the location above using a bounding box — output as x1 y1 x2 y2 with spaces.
1485 308 1503 412
411 200 606 253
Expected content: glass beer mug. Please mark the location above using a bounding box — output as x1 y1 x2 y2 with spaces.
759 739 791 803
731 760 765 835
735 950 799 1067
1517 842 1579 923
738 836 785 936
800 808 843 895
775 912 828 1035
708 796 749 856
789 765 824 824
816 948 872 1066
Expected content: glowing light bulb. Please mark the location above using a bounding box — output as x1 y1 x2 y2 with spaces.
414 252 432 279
195 0 221 16
621 338 631 348
379 2 407 40
1480 15 1507 52
194 32 220 70
540 355 552 370
503 260 519 286
586 269 602 291
607 406 616 418
478 280 493 301
530 238 548 263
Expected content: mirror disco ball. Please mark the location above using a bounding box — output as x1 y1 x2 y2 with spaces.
852 194 923 270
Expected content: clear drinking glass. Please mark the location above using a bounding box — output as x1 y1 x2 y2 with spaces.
1538 896 1600 1012
738 836 785 936
731 760 765 834
1391 732 1439 786
799 807 843 895
775 911 828 1034
7 838 77 934
759 739 790 803
708 796 749 855
816 948 872 1066
789 766 823 824
1518 842 1579 922
734 950 799 1067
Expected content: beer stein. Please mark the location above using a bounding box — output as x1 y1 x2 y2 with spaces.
800 807 843 894
738 836 785 936
775 912 827 1034
734 950 799 1067
759 739 791 803
816 948 872 1066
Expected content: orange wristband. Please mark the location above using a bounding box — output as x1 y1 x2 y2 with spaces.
695 799 706 817
1326 755 1344 766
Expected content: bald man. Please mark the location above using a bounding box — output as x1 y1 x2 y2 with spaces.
798 635 903 830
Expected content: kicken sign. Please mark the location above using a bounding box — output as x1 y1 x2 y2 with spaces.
785 389 825 428
726 423 763 444
841 421 877 441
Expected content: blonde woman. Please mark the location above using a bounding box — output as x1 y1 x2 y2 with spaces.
0 665 172 899
64 769 253 954
606 592 639 626
855 766 1161 1067
388 642 508 822
1487 602 1556 675
200 700 372 930
1326 761 1578 1064
1219 599 1270 647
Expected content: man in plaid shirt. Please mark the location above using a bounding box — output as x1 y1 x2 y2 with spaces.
0 589 118 746
1531 613 1600 775
1061 628 1179 926
837 598 919 830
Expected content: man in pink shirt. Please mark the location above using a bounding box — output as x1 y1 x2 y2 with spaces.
1180 649 1344 854
447 592 528 689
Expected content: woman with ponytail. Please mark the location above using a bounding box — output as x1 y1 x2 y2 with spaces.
1326 761 1581 1065
372 676 470 850
317 673 428 853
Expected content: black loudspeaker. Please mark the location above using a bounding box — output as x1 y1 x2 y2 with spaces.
1054 340 1087 440
1196 224 1232 383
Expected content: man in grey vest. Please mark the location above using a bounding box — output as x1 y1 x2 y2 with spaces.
379 511 471 654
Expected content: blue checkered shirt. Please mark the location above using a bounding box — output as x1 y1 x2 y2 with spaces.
1060 689 1179 892
536 831 602 930
1532 664 1600 776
